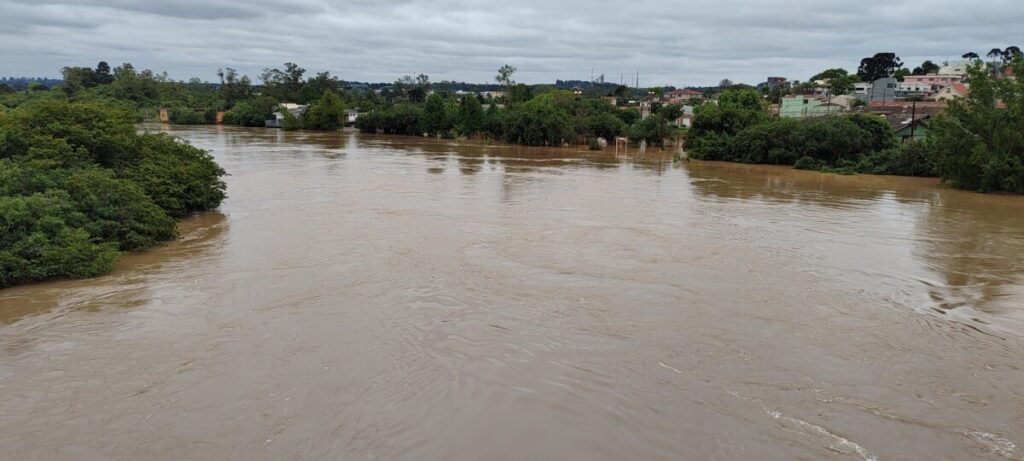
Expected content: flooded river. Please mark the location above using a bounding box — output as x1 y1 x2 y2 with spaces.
2 126 1023 460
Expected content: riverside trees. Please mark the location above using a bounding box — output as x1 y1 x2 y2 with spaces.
0 100 226 287
929 60 1024 192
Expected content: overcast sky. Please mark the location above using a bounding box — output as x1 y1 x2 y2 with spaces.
1 0 1021 86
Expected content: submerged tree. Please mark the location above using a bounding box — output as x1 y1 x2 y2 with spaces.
301 90 346 131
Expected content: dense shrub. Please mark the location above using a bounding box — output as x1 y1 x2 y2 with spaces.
223 96 279 127
502 99 574 146
929 60 1024 193
301 91 345 131
0 100 227 287
120 133 226 218
0 190 120 287
855 141 935 177
168 107 214 125
589 112 625 142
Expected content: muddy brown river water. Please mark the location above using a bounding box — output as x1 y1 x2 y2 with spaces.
2 125 1023 460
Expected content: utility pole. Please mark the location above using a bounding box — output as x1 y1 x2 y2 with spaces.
909 101 917 142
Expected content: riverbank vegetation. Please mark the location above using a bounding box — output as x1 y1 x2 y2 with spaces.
0 100 226 287
689 59 1024 193
4 58 1023 193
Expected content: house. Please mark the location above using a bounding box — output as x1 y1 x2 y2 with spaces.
939 60 975 76
662 88 703 105
667 105 695 128
854 103 943 142
934 83 969 102
603 96 618 107
853 82 873 100
898 81 934 99
345 109 359 126
893 115 931 142
779 95 846 118
639 101 654 118
902 74 961 90
265 103 307 128
867 78 898 104
757 76 789 90
828 94 859 109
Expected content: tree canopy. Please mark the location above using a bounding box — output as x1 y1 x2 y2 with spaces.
0 100 226 287
857 53 903 82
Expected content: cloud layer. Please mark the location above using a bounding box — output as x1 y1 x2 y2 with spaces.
2 0 1021 86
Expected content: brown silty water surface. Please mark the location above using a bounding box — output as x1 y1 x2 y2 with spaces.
1 125 1023 460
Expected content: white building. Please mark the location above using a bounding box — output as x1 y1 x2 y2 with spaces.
939 59 976 76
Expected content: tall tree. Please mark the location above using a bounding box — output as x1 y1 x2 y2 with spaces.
94 61 113 84
420 92 448 136
857 53 903 82
929 60 1024 192
495 65 517 90
300 71 339 104
1004 46 1023 63
456 95 484 137
988 48 1004 63
300 90 346 131
809 68 849 81
217 68 252 108
963 52 980 60
912 60 940 75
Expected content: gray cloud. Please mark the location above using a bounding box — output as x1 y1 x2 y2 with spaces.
1 0 1021 86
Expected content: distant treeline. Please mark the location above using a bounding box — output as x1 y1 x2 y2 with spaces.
1 61 688 144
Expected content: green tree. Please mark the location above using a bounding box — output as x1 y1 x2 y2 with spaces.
300 90 346 131
912 60 941 75
629 114 671 147
507 84 533 105
810 68 850 81
588 112 625 141
456 95 484 137
496 65 517 90
857 53 903 82
420 93 449 136
299 71 339 104
217 68 252 108
717 88 765 111
223 96 279 127
930 60 1024 192
0 99 227 286
659 104 684 123
64 168 178 249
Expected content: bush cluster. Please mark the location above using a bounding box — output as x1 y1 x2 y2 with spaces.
0 100 226 287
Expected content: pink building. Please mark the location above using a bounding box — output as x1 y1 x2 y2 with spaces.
662 89 703 105
902 74 961 89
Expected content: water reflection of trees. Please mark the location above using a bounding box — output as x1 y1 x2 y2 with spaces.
350 133 674 177
684 160 1024 332
913 192 1024 327
682 161 946 207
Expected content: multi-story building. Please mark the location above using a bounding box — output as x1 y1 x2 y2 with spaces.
779 95 846 118
902 74 961 89
662 89 703 105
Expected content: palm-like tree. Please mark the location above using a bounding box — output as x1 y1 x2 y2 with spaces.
962 52 979 60
988 48 1003 62
1004 46 1022 63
